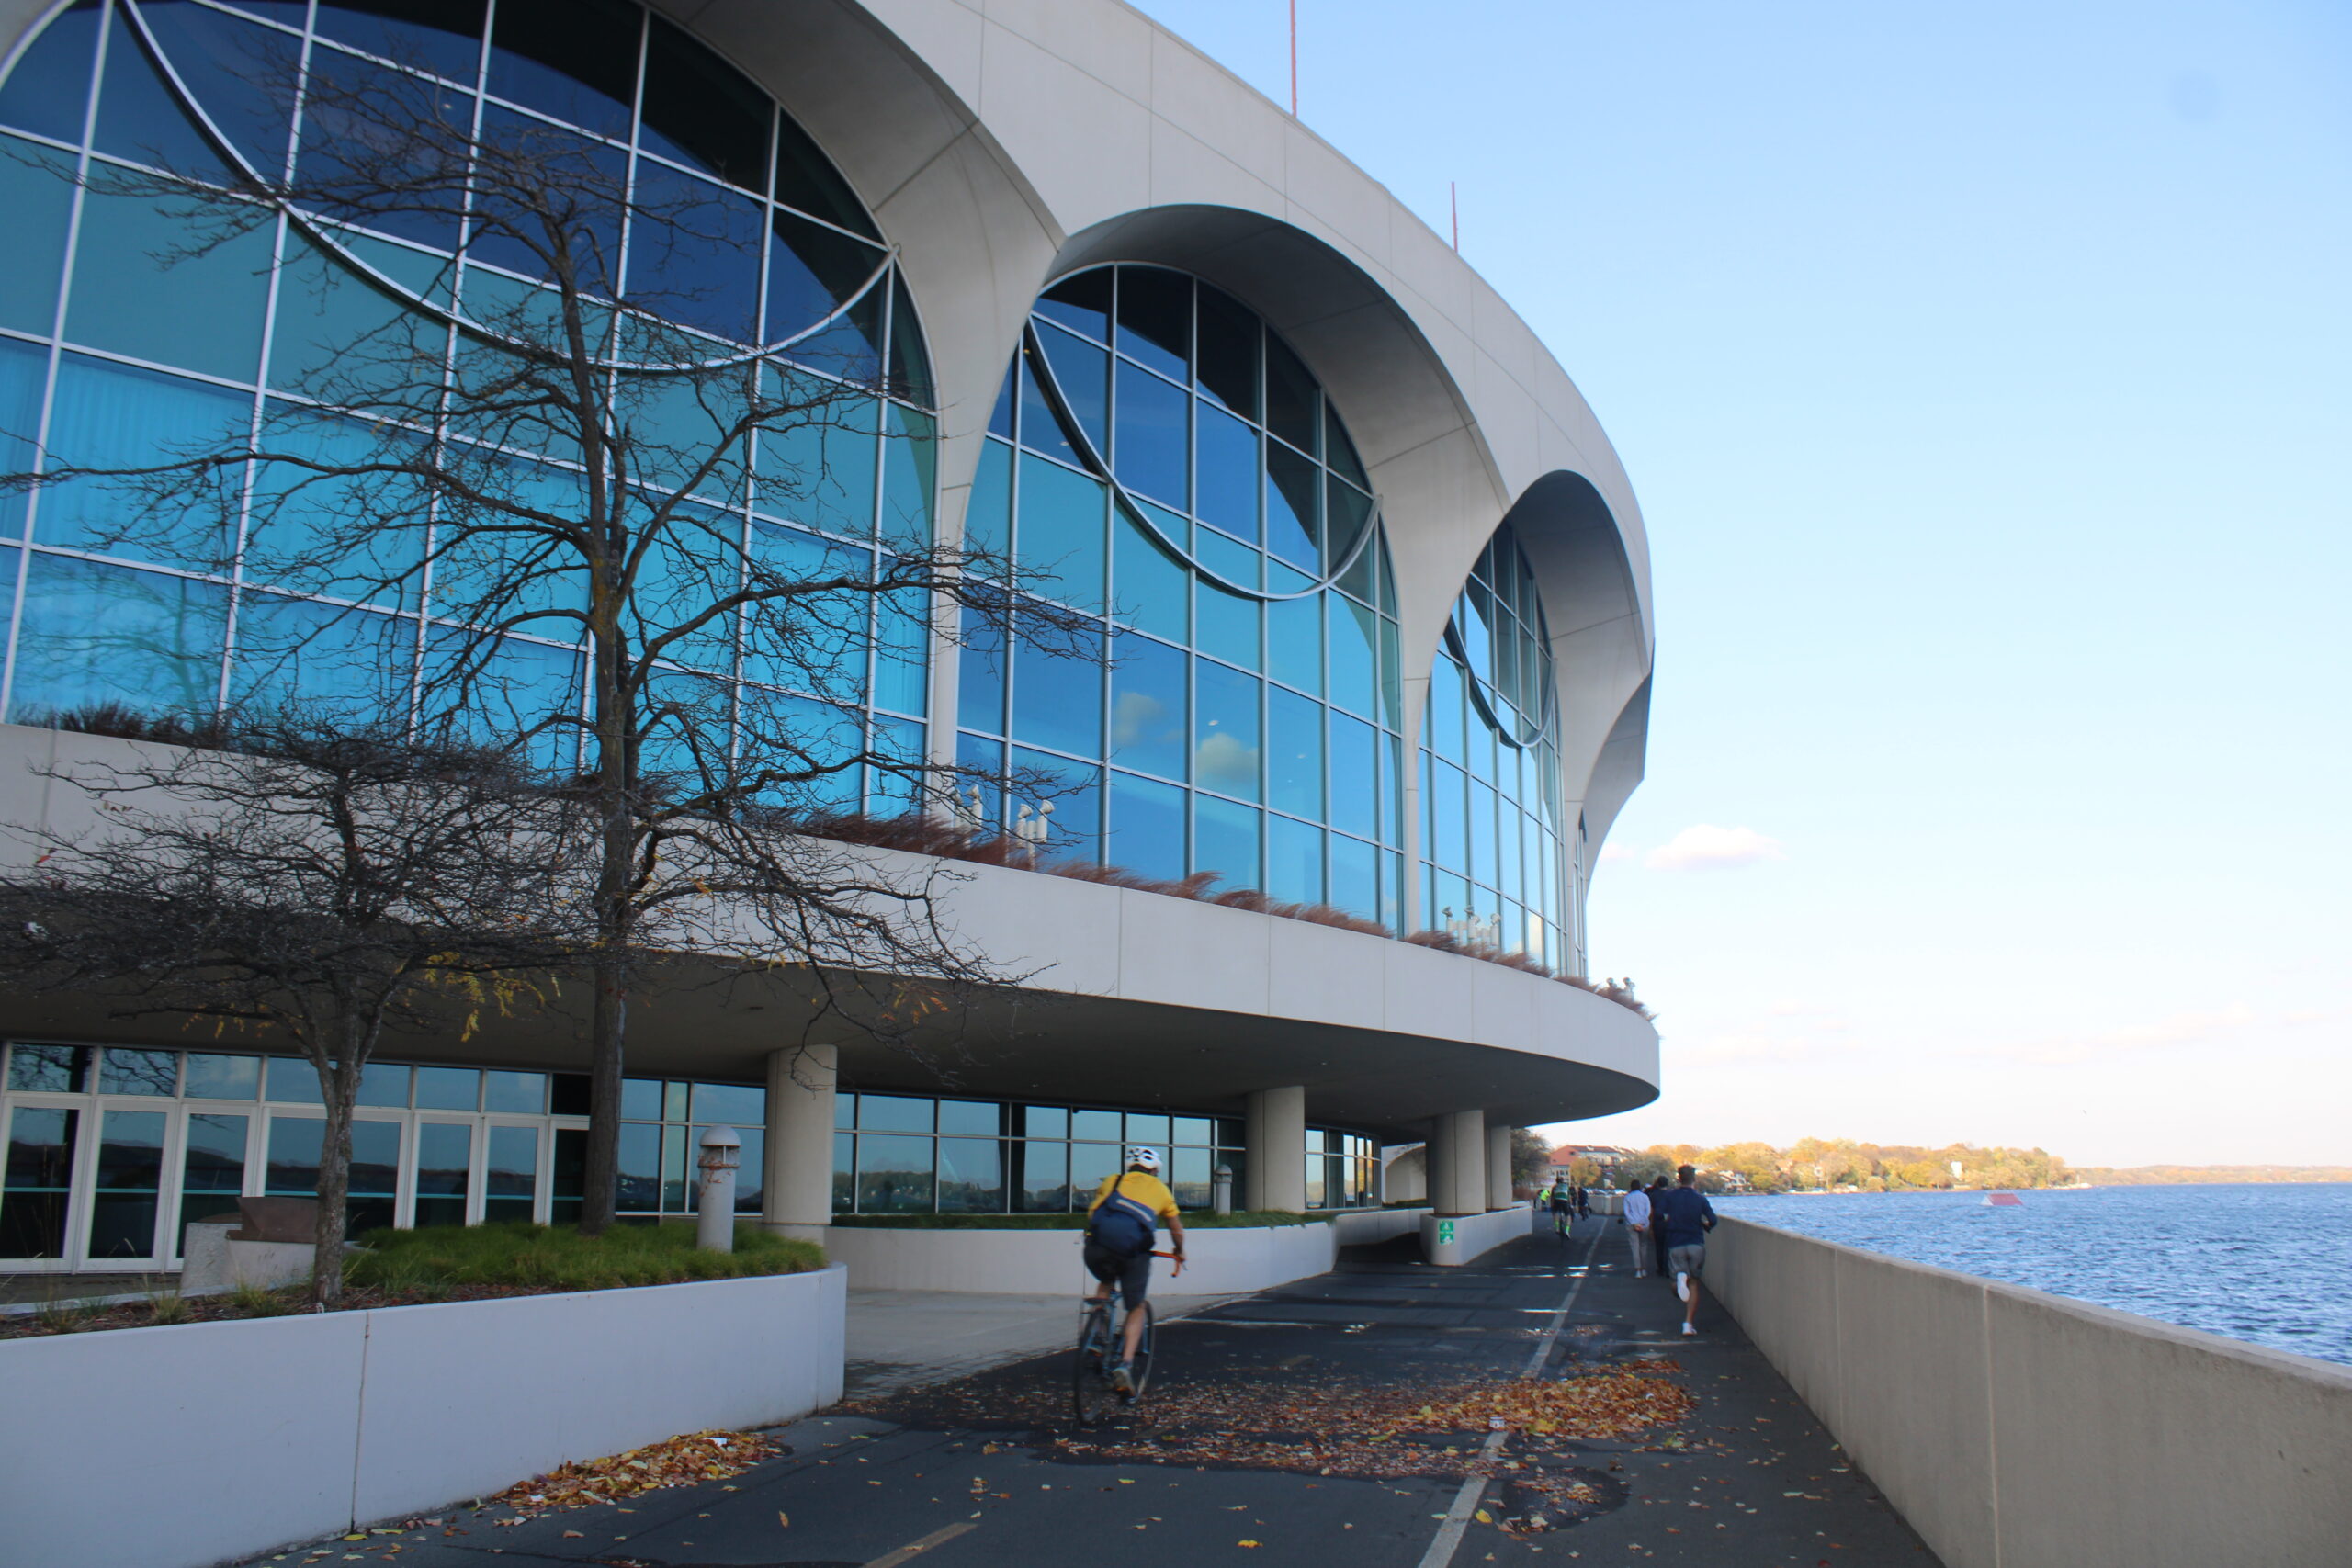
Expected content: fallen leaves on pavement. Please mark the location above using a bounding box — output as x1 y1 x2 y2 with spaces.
487 1430 783 1518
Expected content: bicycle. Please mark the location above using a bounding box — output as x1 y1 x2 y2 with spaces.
1071 1248 1180 1427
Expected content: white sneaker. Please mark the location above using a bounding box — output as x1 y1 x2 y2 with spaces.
1681 1322 1697 1337
1634 1269 1646 1278
1675 1271 1690 1303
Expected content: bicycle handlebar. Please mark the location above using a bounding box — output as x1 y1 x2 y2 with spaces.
1152 1248 1185 1277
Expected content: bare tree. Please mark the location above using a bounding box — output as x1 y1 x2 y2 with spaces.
0 715 593 1304
3 24 1084 1229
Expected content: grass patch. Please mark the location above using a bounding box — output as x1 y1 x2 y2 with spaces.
348 1220 823 1292
831 1210 1320 1230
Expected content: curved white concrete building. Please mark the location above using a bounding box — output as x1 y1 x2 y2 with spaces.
0 0 1657 1269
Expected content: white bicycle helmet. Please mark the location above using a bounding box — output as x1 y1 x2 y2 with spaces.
1125 1145 1162 1171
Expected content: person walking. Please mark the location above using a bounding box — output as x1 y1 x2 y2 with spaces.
1621 1176 1652 1276
1648 1176 1672 1280
1576 1182 1591 1220
1656 1164 1720 1337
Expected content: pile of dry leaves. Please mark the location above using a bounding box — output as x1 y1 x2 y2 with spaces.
1054 1365 1695 1494
488 1430 782 1518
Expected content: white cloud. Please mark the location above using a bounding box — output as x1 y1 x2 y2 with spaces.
1597 842 1636 864
1973 1006 2262 1066
1643 824 1788 872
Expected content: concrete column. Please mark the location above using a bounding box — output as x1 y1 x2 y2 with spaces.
762 1043 837 1241
1487 1123 1515 1211
1244 1086 1306 1213
1427 1109 1487 1216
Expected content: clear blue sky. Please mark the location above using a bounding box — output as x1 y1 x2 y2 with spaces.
1127 0 2352 1167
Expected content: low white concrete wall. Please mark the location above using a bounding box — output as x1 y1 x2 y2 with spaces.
1708 1218 2352 1568
0 1266 847 1568
825 1221 1337 1296
1333 1206 1429 1247
1419 1205 1537 1266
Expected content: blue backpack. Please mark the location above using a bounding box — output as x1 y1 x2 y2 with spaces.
1087 1178 1157 1259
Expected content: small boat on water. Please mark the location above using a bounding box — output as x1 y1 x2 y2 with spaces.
1983 1191 2024 1208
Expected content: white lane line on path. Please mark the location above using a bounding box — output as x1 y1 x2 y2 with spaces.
1414 1218 1607 1568
864 1519 977 1567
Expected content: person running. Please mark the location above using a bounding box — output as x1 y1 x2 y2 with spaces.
1656 1164 1720 1337
1083 1146 1186 1392
1544 1175 1574 1238
1621 1176 1652 1276
1575 1181 1591 1220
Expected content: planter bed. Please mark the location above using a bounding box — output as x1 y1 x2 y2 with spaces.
0 1263 848 1568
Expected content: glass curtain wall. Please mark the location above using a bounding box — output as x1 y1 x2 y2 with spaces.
956 265 1410 931
1419 520 1571 968
0 0 928 806
0 1039 768 1266
831 1089 1382 1215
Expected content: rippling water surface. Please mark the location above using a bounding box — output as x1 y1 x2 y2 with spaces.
1714 1183 2352 1367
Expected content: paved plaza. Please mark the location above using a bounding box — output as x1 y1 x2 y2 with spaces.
239 1217 1941 1567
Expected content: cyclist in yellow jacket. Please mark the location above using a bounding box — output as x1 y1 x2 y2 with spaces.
1084 1146 1187 1391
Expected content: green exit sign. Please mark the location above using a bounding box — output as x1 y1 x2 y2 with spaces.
1437 1220 1455 1244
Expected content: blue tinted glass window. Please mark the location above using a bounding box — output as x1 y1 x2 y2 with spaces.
229 593 414 719
1112 507 1187 644
1327 711 1376 840
954 732 1002 830
1108 631 1186 781
1430 761 1467 875
956 604 1005 735
1267 688 1322 821
0 339 45 540
1107 769 1185 881
485 0 638 139
1035 269 1108 344
879 404 935 552
626 164 763 343
1193 282 1258 417
1265 592 1319 695
1329 833 1378 921
1328 597 1376 718
966 439 1012 569
1010 619 1101 758
866 714 926 816
1035 324 1106 458
12 555 227 723
138 0 300 173
763 208 883 345
1113 359 1187 509
1430 653 1467 761
92 9 223 177
1195 579 1259 671
0 141 70 334
872 586 928 716
1011 746 1098 864
1264 443 1318 570
0 2 99 142
1015 344 1076 465
639 13 769 189
1470 781 1498 889
315 1 488 83
1193 794 1258 894
1114 266 1189 381
1194 404 1257 542
40 356 245 566
1014 454 1104 613
66 187 272 381
1267 814 1321 907
756 376 876 535
1193 661 1259 802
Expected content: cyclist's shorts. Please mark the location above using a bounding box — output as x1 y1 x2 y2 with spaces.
1082 1241 1152 1310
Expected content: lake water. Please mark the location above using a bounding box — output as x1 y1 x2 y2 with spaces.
1713 1183 2352 1367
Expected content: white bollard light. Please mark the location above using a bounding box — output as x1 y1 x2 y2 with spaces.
695 1125 741 1252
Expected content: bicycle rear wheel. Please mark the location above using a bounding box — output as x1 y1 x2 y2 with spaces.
1071 1305 1118 1427
1123 1302 1158 1402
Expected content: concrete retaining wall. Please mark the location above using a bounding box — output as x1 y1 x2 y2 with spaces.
1707 1217 2352 1568
1333 1206 1429 1247
823 1221 1338 1296
1419 1205 1537 1266
0 1266 847 1568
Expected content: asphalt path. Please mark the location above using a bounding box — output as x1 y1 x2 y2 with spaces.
249 1215 1943 1568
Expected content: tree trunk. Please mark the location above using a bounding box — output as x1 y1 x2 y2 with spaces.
311 1046 355 1308
581 951 625 1234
